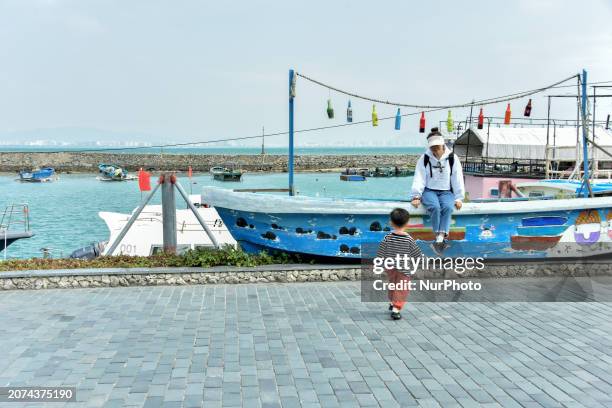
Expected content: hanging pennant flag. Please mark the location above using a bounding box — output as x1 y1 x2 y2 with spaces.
446 110 454 133
346 100 353 123
372 105 378 126
138 168 151 192
326 99 334 119
188 166 193 178
524 99 532 117
419 112 425 133
504 103 512 125
477 108 484 130
395 108 401 130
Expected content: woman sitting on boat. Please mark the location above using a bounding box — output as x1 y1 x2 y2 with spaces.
410 128 465 249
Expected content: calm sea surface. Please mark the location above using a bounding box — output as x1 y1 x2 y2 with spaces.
1 172 414 259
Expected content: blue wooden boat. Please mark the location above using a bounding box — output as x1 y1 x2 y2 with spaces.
203 187 612 260
19 167 56 182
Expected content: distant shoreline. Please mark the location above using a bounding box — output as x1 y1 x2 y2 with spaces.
0 152 420 173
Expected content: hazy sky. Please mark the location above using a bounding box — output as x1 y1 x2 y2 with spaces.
1 0 611 146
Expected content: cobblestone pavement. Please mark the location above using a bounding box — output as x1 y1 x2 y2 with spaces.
1 282 611 408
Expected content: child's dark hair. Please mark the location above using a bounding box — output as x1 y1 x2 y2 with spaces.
427 127 441 138
390 208 410 227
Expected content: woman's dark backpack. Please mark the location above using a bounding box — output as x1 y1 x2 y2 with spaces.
423 153 455 178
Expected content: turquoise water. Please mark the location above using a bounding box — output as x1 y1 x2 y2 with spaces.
1 172 413 259
1 146 424 155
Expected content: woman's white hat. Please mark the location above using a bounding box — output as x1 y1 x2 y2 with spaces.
427 135 445 147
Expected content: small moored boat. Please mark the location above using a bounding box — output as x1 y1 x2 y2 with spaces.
98 163 135 181
18 167 56 183
210 166 243 182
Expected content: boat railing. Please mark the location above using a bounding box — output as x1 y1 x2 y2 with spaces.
0 204 31 233
548 169 612 180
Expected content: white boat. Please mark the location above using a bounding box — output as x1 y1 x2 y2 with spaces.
517 179 612 198
72 195 237 258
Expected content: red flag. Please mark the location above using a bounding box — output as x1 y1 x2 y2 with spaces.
188 166 193 178
138 168 151 191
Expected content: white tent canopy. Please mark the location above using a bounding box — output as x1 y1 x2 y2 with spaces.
453 126 612 161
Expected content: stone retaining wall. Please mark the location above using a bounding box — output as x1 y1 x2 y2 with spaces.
1 261 610 291
0 152 419 173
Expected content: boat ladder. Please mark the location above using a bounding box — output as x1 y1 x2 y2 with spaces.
0 204 31 234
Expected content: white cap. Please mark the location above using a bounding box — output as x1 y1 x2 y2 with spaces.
427 135 445 147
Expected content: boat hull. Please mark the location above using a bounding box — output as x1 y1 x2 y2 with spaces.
0 231 34 252
340 174 366 181
203 187 612 260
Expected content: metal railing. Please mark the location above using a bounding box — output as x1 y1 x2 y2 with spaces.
0 204 31 233
461 158 547 178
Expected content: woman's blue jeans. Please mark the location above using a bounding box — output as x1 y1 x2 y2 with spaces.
421 188 455 234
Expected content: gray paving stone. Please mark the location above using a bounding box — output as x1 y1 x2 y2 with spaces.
0 282 609 408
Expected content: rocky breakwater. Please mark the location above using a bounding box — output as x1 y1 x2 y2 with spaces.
0 152 419 173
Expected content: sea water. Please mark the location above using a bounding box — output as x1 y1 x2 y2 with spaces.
1 172 414 259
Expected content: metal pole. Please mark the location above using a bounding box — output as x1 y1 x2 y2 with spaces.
288 69 295 196
546 96 551 179
592 86 597 174
174 180 220 249
261 126 265 155
580 70 592 197
161 173 177 253
104 182 161 256
486 119 491 159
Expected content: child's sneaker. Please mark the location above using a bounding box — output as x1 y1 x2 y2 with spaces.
391 307 402 320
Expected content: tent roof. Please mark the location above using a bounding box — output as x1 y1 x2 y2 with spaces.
454 126 612 148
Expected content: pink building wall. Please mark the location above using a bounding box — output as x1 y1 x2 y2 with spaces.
464 175 535 199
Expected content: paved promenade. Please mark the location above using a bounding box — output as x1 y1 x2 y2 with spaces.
1 282 611 408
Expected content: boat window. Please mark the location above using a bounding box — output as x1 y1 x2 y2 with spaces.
528 191 545 198
490 188 499 198
150 245 163 255
150 244 192 255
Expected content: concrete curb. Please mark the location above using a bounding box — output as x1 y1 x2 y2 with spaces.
0 263 357 279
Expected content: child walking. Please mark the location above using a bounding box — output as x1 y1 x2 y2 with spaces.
410 128 465 251
376 208 422 320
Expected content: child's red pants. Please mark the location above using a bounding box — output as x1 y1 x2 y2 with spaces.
386 269 411 310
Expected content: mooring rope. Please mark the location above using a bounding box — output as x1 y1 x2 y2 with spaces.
295 72 580 109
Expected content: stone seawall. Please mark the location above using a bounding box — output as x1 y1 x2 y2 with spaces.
1 261 610 291
0 152 420 173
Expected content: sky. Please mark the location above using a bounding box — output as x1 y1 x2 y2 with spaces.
0 0 611 147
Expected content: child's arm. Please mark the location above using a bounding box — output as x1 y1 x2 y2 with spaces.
376 237 387 259
409 239 423 259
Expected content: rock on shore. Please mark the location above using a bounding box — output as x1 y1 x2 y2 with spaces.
0 152 419 172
